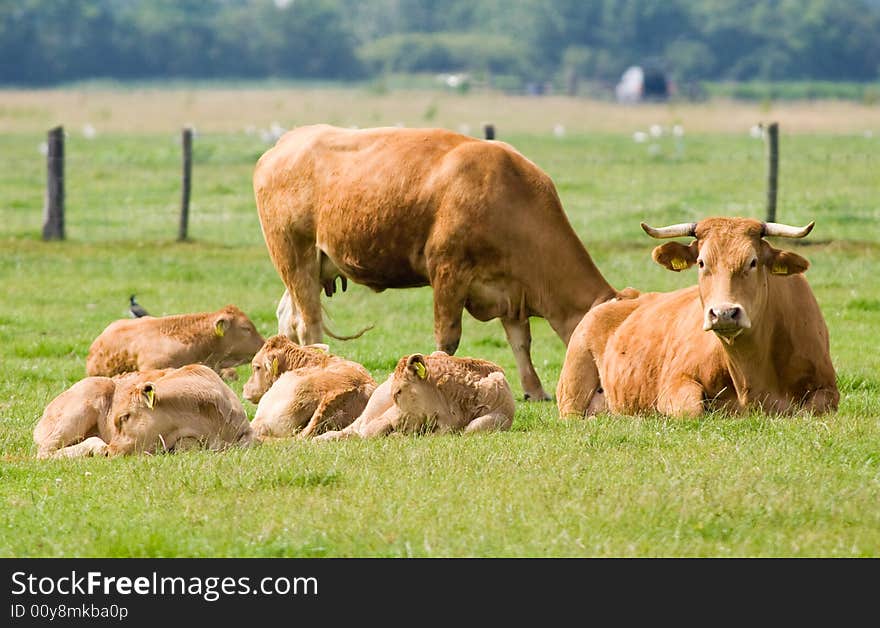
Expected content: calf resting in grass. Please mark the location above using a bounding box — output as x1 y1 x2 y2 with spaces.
242 334 376 439
317 351 515 439
34 365 255 458
86 304 265 380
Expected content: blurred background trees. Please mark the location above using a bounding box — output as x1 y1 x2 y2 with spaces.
1 0 878 89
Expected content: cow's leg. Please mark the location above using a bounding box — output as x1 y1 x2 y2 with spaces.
50 436 109 459
297 397 333 439
657 378 705 418
430 265 468 354
359 406 399 438
464 412 513 433
172 436 203 452
556 343 601 418
35 408 103 460
501 318 550 401
252 397 318 439
348 378 394 436
315 379 395 441
803 387 839 414
276 241 324 346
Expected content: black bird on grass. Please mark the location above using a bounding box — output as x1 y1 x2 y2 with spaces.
128 295 150 318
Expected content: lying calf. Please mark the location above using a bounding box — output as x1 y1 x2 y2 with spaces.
318 351 515 439
243 334 376 438
86 304 265 379
34 365 255 458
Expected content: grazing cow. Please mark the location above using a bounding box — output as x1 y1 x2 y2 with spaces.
34 365 255 458
86 305 265 379
557 217 839 418
254 124 630 401
242 334 376 439
317 351 514 439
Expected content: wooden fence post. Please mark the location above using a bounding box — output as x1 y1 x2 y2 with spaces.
483 123 495 140
178 127 193 241
765 122 779 223
41 126 65 240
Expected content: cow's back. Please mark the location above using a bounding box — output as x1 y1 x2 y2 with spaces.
254 125 588 291
86 319 147 376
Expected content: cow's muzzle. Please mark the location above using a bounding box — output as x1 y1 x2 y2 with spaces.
704 303 750 341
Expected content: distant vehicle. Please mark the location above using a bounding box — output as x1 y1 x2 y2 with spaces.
615 65 670 103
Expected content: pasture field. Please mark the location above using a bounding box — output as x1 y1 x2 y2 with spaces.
0 88 878 556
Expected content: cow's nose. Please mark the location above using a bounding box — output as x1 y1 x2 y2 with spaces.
709 305 743 325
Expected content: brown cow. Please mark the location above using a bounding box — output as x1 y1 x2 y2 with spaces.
317 351 514 439
242 334 376 439
86 305 265 378
34 365 255 458
253 124 629 401
557 217 839 418
242 334 334 403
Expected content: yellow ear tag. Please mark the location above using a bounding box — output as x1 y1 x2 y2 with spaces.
145 389 155 409
771 262 788 275
414 362 427 380
271 357 279 376
671 258 689 271
214 321 225 338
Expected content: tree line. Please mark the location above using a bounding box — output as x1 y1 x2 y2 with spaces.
1 0 878 87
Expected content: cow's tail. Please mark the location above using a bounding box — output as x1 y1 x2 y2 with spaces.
322 322 374 341
320 303 374 340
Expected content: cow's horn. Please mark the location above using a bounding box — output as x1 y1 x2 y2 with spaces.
762 221 815 238
640 222 697 239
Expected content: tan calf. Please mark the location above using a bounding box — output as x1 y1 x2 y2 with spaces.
34 365 255 458
86 305 264 378
243 334 376 439
318 352 514 439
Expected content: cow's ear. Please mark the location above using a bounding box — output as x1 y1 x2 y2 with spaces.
652 241 698 272
406 354 428 380
114 412 130 431
140 383 156 409
765 246 809 275
267 356 279 376
214 315 230 338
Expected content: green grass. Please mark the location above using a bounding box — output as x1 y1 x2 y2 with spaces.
1 123 879 557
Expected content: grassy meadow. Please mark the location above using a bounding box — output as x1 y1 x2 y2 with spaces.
0 87 878 556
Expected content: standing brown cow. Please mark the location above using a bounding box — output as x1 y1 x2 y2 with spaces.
557 217 839 417
254 124 628 400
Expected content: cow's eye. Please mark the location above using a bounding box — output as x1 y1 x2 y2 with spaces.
253 364 261 371
749 258 758 269
697 259 705 269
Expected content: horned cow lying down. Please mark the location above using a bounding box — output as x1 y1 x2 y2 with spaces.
86 305 265 379
34 365 255 458
557 217 839 418
318 352 515 439
242 335 376 439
